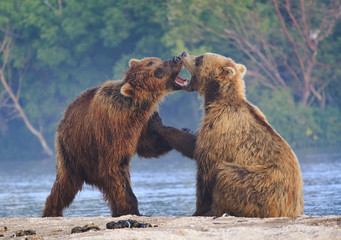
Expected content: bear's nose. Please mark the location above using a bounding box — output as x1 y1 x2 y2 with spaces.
181 51 187 57
172 56 182 64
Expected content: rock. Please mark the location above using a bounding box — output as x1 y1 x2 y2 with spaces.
16 229 36 236
9 229 36 238
106 219 154 229
71 223 100 234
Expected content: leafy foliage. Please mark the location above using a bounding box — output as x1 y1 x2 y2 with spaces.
247 85 341 148
0 0 340 159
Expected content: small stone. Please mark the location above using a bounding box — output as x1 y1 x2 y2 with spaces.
71 224 100 234
201 226 209 232
106 219 154 229
71 227 82 234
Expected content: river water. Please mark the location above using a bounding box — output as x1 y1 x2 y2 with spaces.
0 148 340 217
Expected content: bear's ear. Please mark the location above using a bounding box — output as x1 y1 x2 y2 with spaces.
236 64 247 78
120 83 134 98
129 59 140 67
223 66 236 78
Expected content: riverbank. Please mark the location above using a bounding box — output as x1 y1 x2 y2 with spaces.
0 215 340 239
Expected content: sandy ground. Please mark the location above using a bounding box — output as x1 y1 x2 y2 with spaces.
0 215 340 240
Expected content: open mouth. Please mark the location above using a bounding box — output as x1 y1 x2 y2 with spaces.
175 75 190 87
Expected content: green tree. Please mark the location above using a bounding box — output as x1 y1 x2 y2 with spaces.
0 0 172 158
165 0 341 107
1 0 341 159
318 20 341 109
163 0 341 147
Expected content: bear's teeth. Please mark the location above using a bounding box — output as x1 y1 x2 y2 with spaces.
184 79 189 86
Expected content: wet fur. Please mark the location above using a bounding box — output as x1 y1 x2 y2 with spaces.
43 57 185 217
182 53 304 217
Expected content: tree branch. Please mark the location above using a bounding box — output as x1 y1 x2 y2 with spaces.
299 0 316 51
0 35 53 156
273 0 306 73
284 0 306 45
0 69 53 156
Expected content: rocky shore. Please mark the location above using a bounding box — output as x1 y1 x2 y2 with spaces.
0 215 340 240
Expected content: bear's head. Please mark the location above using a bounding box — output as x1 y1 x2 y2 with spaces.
121 56 188 101
181 52 246 99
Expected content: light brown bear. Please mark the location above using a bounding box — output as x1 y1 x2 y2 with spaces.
178 51 304 217
42 55 195 217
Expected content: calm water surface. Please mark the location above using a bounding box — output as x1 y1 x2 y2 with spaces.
0 148 340 217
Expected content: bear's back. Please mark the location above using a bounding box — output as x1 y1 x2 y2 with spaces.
197 99 298 168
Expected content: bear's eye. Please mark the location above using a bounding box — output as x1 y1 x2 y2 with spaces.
147 61 153 67
154 68 164 79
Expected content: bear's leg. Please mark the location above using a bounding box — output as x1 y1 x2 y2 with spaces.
137 111 196 159
136 112 172 159
210 162 303 217
42 172 83 217
101 169 140 217
193 173 214 216
155 126 196 159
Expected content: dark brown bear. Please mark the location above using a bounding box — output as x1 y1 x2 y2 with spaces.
167 52 304 217
42 56 195 217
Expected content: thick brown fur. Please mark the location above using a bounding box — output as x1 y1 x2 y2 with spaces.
42 56 188 217
181 52 304 217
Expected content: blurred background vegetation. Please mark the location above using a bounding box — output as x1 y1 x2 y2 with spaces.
1 0 340 160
